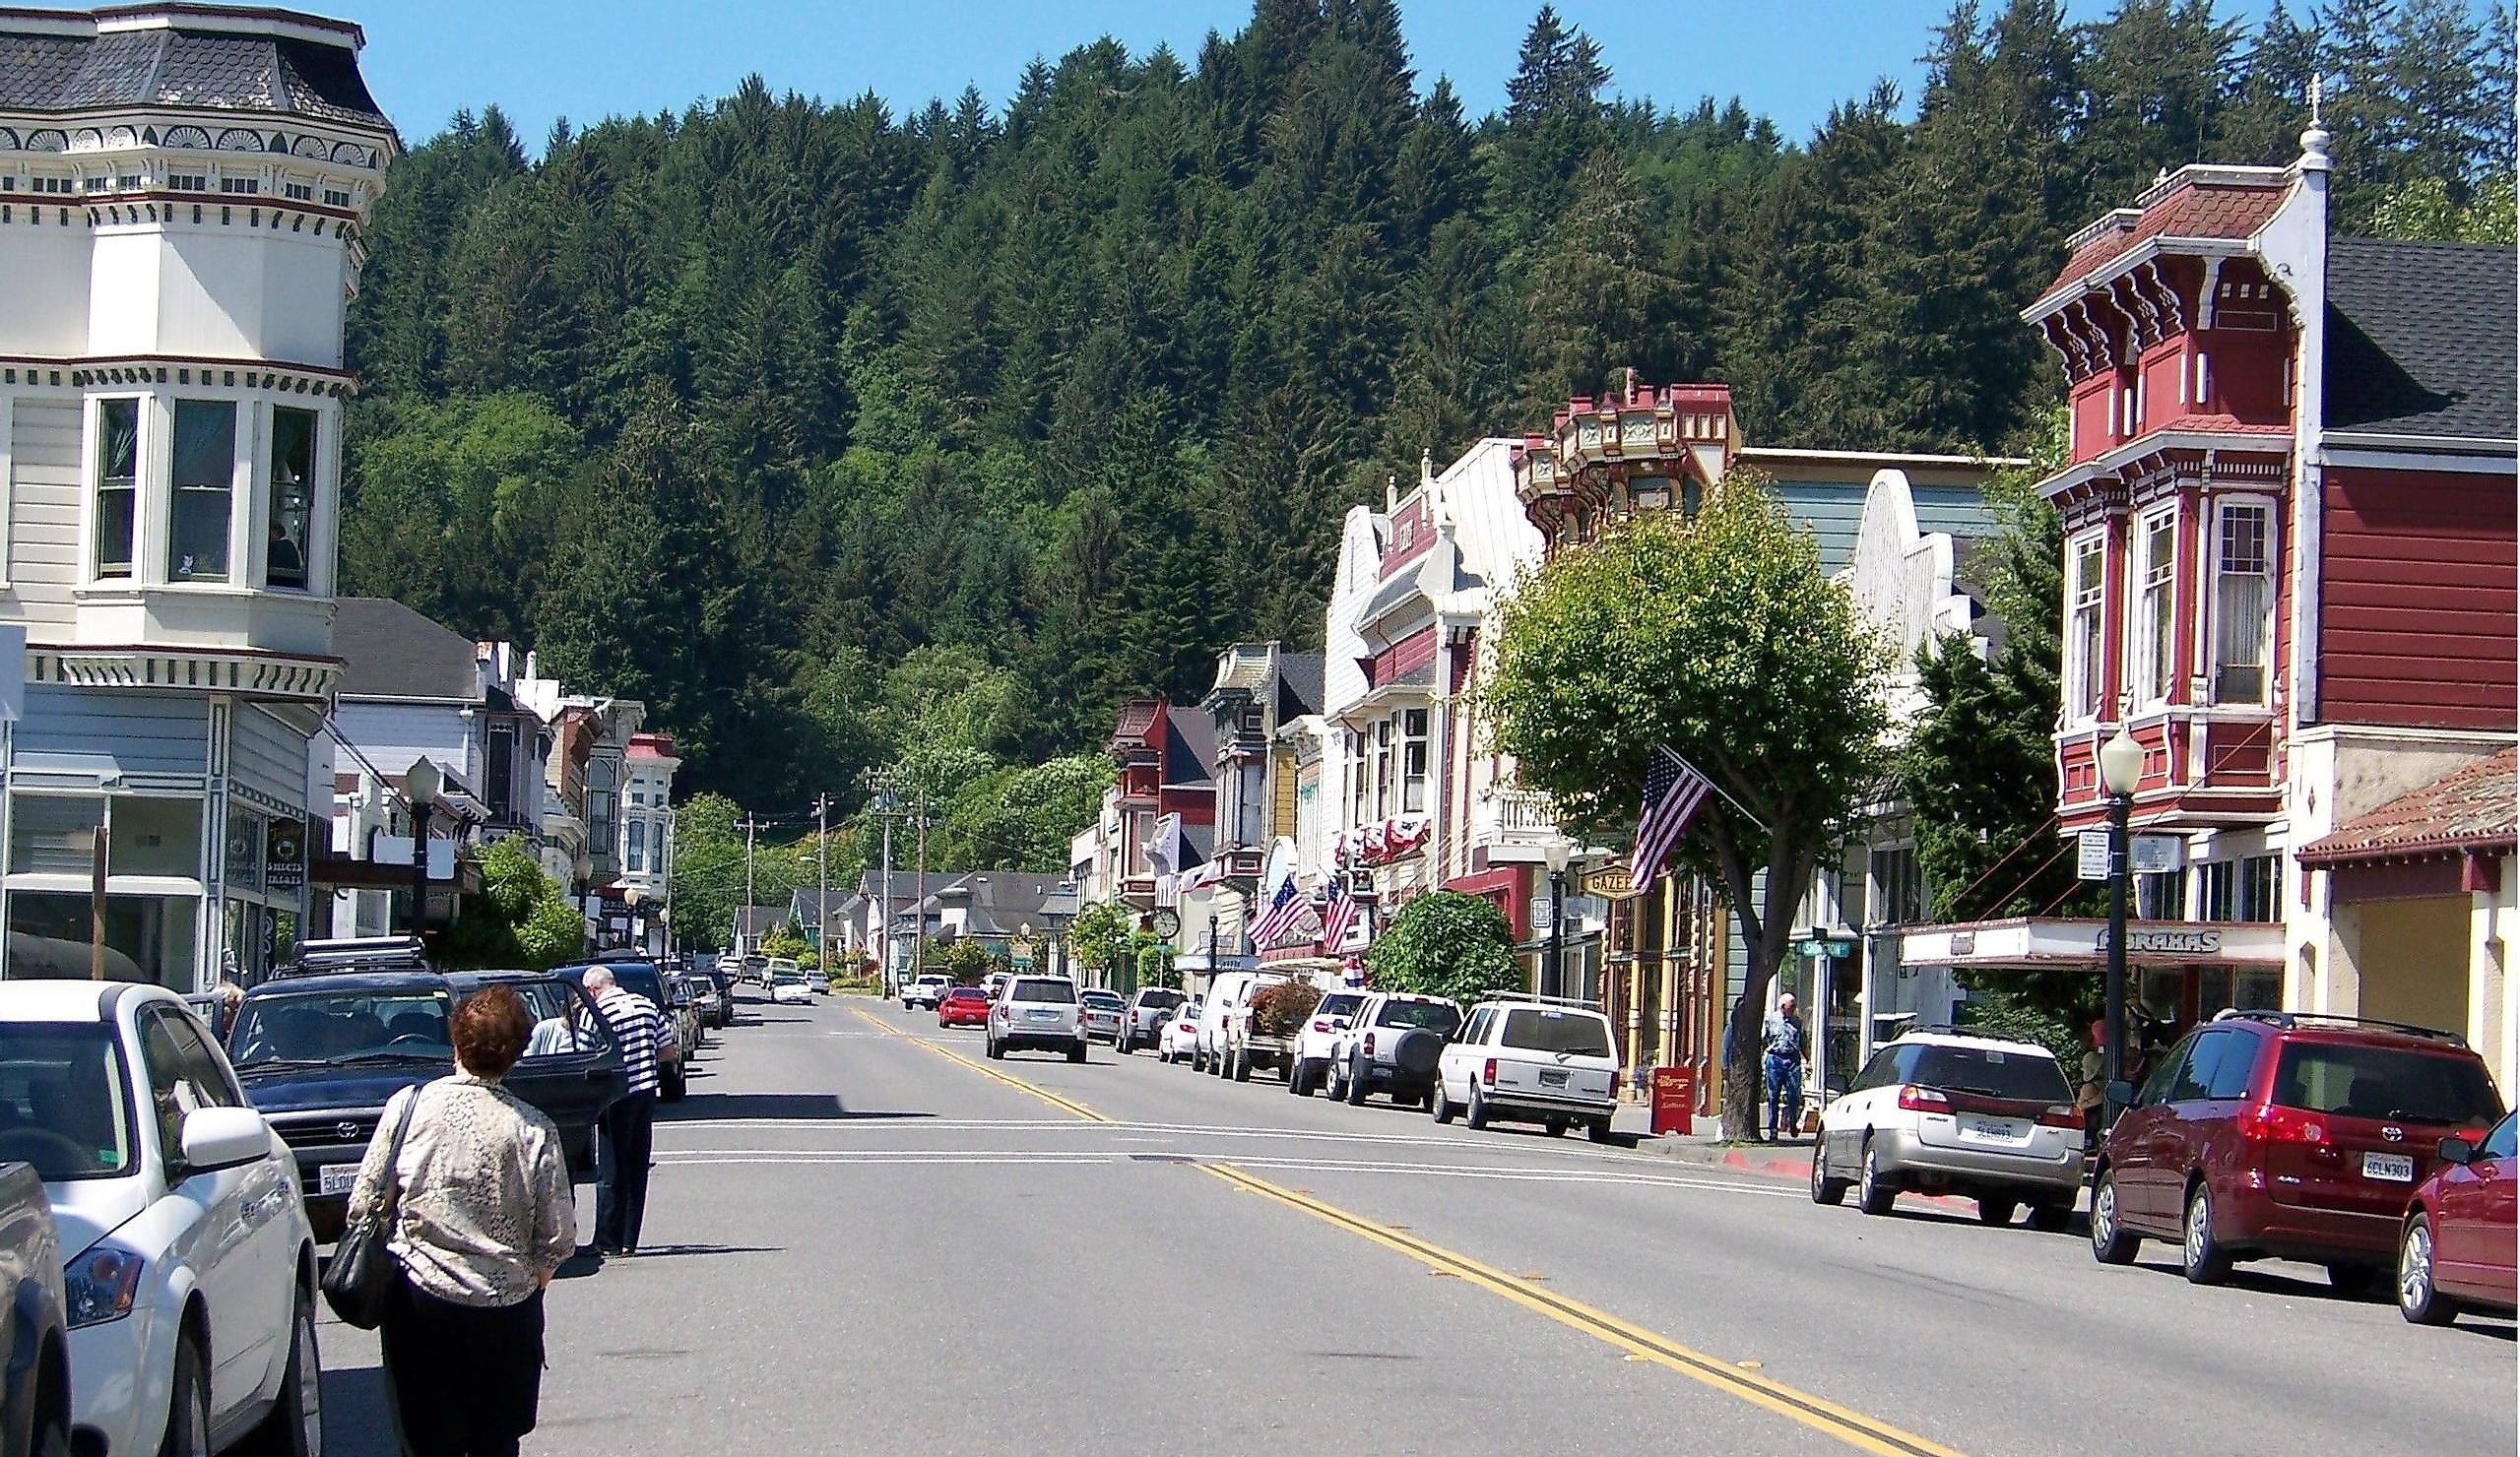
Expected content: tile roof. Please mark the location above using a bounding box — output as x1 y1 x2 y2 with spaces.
0 26 387 126
2296 748 2518 865
2325 238 2517 440
2144 413 2293 436
331 598 482 702
2040 180 2290 300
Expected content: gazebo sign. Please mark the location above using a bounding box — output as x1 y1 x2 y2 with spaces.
1582 864 1640 900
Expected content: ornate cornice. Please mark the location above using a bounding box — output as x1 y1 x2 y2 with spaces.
28 643 340 701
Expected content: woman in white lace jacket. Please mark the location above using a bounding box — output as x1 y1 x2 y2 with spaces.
345 983 575 1457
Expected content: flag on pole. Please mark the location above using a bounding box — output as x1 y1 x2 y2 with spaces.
1633 746 1712 893
1248 875 1303 949
1320 875 1358 950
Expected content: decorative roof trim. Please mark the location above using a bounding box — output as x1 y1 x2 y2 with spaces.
27 642 340 701
1 354 356 397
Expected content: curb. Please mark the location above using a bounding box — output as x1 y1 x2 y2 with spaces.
1629 1136 1814 1182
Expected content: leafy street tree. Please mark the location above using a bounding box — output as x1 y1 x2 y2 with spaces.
438 839 587 972
1066 901 1135 979
760 920 813 964
1484 478 1889 1139
1365 890 1519 1007
930 938 996 986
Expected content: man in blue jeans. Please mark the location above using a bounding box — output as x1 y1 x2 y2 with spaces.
1762 992 1807 1143
585 966 668 1257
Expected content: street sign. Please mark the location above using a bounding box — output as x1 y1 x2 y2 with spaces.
2130 834 2184 875
2076 829 2112 880
1793 937 1855 960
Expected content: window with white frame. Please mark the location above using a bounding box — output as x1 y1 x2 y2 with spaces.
2128 508 2176 707
2213 500 2273 704
168 400 235 582
1400 708 1429 814
2065 533 2105 721
626 819 647 873
1371 719 1393 819
94 399 140 578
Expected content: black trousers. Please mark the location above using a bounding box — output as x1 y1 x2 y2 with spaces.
380 1274 545 1457
596 1090 657 1252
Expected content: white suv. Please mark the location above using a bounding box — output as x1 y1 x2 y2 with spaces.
1811 1028 2087 1227
1434 995 1622 1141
988 976 1087 1063
1286 988 1369 1097
2 981 322 1457
1326 992 1462 1107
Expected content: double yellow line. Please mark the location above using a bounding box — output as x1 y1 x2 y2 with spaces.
851 1002 1961 1456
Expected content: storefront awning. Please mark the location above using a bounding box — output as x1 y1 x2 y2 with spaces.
1893 917 2283 971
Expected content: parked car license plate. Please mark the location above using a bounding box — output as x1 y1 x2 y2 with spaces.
2362 1152 2415 1182
1026 1009 1057 1020
319 1163 360 1196
1960 1117 2024 1143
1539 1069 1570 1088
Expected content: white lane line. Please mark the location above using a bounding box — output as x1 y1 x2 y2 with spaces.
650 1149 1794 1196
654 1116 1686 1166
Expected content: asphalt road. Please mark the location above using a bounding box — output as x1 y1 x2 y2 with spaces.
314 989 2515 1455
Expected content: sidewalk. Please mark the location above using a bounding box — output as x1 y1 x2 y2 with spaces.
1610 1104 1816 1181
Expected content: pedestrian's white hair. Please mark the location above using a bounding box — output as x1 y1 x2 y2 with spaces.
584 966 616 993
1777 991 1797 1006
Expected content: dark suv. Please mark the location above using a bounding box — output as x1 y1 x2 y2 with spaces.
2090 1010 2505 1293
227 969 626 1239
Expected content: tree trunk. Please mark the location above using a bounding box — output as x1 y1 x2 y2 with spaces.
1721 990 1766 1140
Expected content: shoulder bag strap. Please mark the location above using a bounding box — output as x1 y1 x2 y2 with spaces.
374 1085 422 1221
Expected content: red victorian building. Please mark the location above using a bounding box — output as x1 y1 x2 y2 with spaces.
1901 121 2517 1093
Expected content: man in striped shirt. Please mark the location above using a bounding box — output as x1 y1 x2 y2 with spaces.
586 967 669 1257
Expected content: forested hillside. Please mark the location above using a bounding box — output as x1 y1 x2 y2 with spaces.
342 0 2513 810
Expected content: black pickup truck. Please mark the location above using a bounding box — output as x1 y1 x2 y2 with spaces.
226 968 626 1240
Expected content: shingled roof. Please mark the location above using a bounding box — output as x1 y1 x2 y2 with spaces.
2325 238 2517 440
0 17 387 127
331 598 482 702
2037 173 2291 303
2297 748 2518 866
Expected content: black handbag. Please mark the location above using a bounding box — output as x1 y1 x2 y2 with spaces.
320 1089 420 1330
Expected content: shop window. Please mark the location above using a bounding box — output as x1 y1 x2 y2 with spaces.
2213 501 2272 704
169 401 235 582
265 408 315 590
116 797 204 878
2065 533 2104 721
10 796 102 875
2202 855 2279 923
7 891 199 987
2128 509 2176 707
95 399 139 578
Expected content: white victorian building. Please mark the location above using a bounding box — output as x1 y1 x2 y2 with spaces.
0 5 395 985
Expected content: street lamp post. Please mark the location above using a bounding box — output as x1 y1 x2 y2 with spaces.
405 758 441 940
1544 841 1572 999
2098 726 2145 1118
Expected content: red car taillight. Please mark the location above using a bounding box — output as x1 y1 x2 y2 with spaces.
1897 1085 1951 1112
1482 1058 1497 1086
1311 1020 1332 1034
2240 1105 2328 1144
1363 1033 1377 1055
2036 1104 2081 1130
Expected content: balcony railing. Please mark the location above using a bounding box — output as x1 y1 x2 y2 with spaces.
1472 788 1559 848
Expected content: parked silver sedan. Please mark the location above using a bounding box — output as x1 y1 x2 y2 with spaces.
1078 988 1127 1044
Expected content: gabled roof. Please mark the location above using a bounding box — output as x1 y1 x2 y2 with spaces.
734 905 790 937
1276 653 1325 720
331 598 482 702
2325 238 2517 440
2297 748 2518 866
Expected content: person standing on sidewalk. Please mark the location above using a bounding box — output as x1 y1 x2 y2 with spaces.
585 966 668 1257
1762 993 1807 1143
2077 1016 2107 1152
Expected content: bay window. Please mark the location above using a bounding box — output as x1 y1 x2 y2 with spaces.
266 407 315 590
1400 708 1429 814
2065 533 2105 721
95 398 139 578
169 400 235 582
2213 500 2273 704
2128 509 2176 707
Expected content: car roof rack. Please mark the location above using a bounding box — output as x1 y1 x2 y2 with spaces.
271 934 432 980
1475 988 1607 1011
1895 1023 2053 1046
2212 1008 2468 1046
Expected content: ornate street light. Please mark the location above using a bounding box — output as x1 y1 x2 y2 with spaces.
2097 726 2146 1117
1544 840 1574 1000
405 758 442 938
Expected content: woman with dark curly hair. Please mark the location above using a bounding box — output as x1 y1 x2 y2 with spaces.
345 983 575 1457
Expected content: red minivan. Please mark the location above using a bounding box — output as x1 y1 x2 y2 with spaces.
2090 1011 2504 1295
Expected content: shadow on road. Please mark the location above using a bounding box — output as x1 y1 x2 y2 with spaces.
320 1359 400 1457
657 1091 934 1122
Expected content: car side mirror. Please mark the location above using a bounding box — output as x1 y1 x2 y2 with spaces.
180 1107 275 1172
2104 1080 2136 1108
2438 1136 2477 1166
1331 1017 1352 1032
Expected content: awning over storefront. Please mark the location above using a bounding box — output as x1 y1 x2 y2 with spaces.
1893 917 2283 971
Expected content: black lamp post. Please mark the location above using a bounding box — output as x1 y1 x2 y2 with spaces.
1544 840 1572 999
405 758 441 939
2098 726 2145 1117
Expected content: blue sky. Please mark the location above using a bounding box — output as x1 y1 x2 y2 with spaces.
50 0 2280 149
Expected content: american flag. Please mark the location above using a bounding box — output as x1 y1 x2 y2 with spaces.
1320 875 1358 950
1248 875 1304 949
1633 746 1713 893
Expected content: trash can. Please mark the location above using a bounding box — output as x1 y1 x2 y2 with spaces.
1649 1065 1694 1137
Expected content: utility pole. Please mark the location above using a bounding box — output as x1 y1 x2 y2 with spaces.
812 792 831 982
912 790 932 986
740 813 763 955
